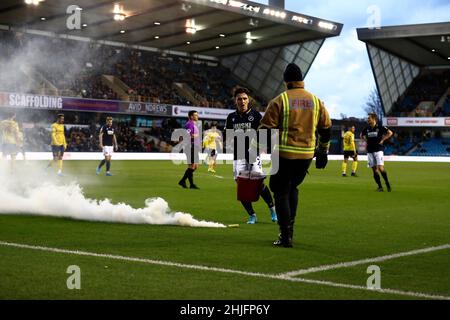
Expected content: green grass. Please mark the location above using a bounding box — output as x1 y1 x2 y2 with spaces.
0 160 449 299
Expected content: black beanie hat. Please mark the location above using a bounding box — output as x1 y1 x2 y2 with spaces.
283 63 303 82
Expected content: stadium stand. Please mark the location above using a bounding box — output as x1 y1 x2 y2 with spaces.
384 130 417 156
358 22 450 117
411 137 450 157
0 1 348 157
358 22 450 157
0 30 266 109
390 70 450 117
0 0 345 157
382 129 450 157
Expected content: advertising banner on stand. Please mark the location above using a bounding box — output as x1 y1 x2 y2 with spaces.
119 101 173 116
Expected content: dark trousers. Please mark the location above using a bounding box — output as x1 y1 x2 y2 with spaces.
269 157 312 242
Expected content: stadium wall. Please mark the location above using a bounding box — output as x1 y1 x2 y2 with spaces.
3 153 450 163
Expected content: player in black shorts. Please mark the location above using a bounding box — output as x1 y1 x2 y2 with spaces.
361 113 394 192
96 116 118 176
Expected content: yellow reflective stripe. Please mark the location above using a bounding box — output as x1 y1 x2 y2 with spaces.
311 95 320 148
276 145 315 152
312 95 320 129
278 143 316 150
281 92 290 146
280 93 285 145
313 95 329 152
280 147 315 152
278 147 315 154
316 96 320 127
311 95 316 133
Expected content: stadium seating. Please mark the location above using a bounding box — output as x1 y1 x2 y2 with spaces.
410 138 450 157
0 30 264 109
384 134 415 156
390 70 450 117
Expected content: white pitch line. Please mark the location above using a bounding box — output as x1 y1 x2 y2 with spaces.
274 276 450 300
280 244 450 277
1 241 449 300
0 241 268 278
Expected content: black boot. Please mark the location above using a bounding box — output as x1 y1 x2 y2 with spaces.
273 226 293 248
274 224 294 243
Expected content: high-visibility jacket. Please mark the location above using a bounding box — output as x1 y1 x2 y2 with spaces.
260 81 332 160
0 119 21 145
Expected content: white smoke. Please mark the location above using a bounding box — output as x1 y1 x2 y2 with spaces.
0 162 225 228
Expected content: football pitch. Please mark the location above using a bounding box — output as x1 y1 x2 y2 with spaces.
0 160 449 300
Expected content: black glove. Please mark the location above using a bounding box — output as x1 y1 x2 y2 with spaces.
315 151 328 169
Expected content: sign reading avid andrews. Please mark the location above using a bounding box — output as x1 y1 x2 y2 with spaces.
120 101 173 116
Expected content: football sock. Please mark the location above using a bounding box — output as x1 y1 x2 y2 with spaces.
98 160 106 169
373 172 382 188
261 185 274 208
241 201 255 216
180 168 190 183
381 171 390 185
352 161 358 173
187 168 194 186
106 161 111 172
342 162 347 174
58 160 63 172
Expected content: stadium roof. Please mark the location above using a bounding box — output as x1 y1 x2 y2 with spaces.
357 22 450 67
0 0 342 59
357 22 450 115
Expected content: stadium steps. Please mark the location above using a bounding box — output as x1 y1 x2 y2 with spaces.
405 144 420 156
102 75 130 101
20 65 58 96
172 82 203 106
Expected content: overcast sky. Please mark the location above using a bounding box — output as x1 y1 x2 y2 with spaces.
253 0 450 119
